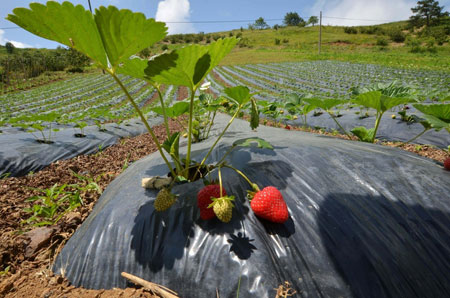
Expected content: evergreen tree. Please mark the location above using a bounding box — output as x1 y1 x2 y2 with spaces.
410 0 449 27
5 42 15 54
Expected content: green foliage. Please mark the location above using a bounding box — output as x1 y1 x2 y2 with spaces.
351 89 416 142
224 86 252 105
284 12 304 26
344 27 358 34
275 38 281 45
23 183 83 227
414 103 450 132
233 137 274 149
410 0 449 27
376 37 389 46
7 1 167 73
5 42 15 54
388 29 406 42
146 38 237 89
351 127 376 142
254 17 269 30
152 101 189 118
308 16 319 26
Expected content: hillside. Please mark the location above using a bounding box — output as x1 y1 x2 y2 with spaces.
155 21 450 71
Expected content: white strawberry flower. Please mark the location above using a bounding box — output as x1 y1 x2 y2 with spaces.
200 81 211 91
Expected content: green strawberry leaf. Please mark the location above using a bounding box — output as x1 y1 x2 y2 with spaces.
152 102 189 118
94 6 166 71
145 38 237 89
225 86 251 105
413 103 450 123
250 98 259 130
118 56 150 81
351 126 376 142
303 97 345 111
7 2 107 68
7 2 167 72
353 91 415 113
162 132 180 159
233 137 274 149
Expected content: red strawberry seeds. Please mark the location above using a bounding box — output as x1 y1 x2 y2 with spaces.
197 184 227 220
250 186 289 223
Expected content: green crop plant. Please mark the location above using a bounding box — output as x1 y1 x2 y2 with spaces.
303 97 351 138
351 91 416 143
283 93 315 127
9 111 61 143
10 2 277 224
401 103 450 145
350 82 418 143
7 2 265 181
22 183 84 227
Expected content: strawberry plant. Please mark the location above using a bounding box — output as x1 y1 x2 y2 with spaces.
9 112 60 143
9 1 276 222
303 97 351 138
350 90 416 143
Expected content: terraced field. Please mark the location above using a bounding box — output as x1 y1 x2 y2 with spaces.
0 73 178 132
208 61 450 101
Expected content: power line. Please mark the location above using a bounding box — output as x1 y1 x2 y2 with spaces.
0 27 21 30
163 18 283 24
0 15 399 30
323 16 396 22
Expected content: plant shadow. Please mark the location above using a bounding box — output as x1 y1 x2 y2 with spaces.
318 193 450 298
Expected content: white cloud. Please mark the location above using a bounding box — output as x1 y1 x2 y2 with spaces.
155 0 195 34
0 29 33 48
311 0 416 26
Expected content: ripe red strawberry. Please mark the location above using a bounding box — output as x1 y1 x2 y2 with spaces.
250 186 289 223
197 184 227 220
285 125 291 130
444 157 450 171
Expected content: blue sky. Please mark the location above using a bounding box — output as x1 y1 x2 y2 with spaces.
1 0 449 49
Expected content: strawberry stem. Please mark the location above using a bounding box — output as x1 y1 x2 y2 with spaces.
222 164 260 192
218 167 223 197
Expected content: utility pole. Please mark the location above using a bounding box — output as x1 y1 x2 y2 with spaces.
88 0 92 13
318 11 322 55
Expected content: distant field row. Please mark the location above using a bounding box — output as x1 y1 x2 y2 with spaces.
209 60 450 100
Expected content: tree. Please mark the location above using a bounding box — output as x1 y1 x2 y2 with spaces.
5 42 15 54
284 12 304 26
308 16 319 27
410 0 449 27
254 17 269 30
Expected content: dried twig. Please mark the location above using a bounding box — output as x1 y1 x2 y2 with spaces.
121 272 179 298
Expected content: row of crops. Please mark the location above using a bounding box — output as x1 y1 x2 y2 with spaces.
0 73 179 139
209 61 449 101
1 61 449 146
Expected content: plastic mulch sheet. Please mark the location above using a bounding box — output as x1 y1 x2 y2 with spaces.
284 105 450 148
0 117 162 177
53 114 450 298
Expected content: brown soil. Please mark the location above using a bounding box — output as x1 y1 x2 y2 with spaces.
176 86 189 101
0 115 447 298
0 119 183 298
211 71 232 88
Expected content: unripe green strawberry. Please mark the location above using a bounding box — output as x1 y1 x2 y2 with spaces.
212 196 234 223
154 188 177 211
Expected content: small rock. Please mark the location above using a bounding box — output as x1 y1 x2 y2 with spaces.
23 227 56 258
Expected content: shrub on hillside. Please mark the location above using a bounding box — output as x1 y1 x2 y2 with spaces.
376 37 389 46
388 29 406 42
405 36 423 53
344 27 358 34
275 38 281 45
